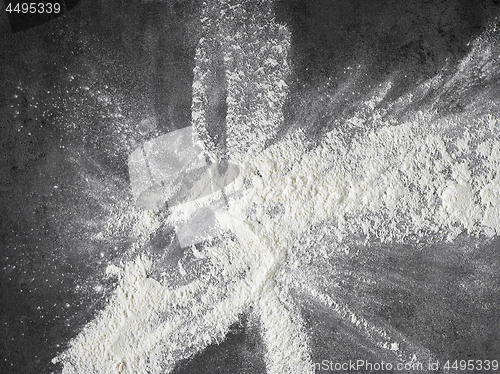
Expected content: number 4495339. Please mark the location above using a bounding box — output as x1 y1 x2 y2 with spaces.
443 359 498 371
5 2 61 14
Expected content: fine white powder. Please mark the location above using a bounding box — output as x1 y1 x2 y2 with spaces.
54 7 500 374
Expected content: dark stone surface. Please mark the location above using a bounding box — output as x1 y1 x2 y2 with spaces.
275 0 500 141
1 1 499 373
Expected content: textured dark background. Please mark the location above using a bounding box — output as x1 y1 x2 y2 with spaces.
1 1 500 373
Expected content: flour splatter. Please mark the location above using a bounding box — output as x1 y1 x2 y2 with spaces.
54 7 500 374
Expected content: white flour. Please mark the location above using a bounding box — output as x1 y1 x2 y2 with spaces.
192 0 290 160
54 7 500 374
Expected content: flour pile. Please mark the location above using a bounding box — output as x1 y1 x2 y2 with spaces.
54 5 500 374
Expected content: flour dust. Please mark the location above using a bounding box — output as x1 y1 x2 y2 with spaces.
54 7 500 374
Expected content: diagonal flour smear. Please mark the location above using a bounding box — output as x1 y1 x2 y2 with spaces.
54 5 500 374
